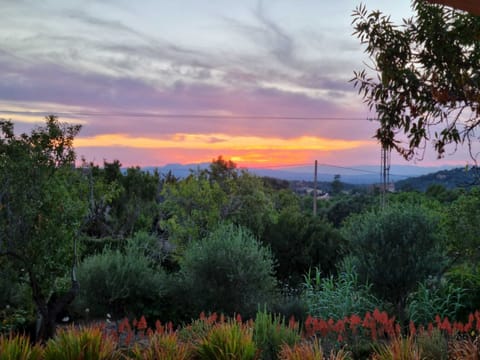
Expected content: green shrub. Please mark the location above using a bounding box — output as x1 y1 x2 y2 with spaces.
416 328 448 360
130 332 191 360
278 339 351 360
74 245 165 319
302 261 380 320
270 295 308 324
44 326 120 360
253 309 300 360
371 335 422 360
446 263 480 320
407 279 464 325
175 223 277 318
0 266 35 334
0 333 43 360
263 211 345 285
342 203 445 322
196 321 257 360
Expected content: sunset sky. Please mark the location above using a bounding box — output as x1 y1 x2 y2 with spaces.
0 0 473 168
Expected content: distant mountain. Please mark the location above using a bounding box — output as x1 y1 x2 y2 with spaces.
395 167 480 191
145 163 455 185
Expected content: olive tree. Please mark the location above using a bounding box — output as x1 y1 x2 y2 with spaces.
0 116 86 341
342 203 445 323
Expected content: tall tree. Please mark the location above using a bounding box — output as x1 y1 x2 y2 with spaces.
352 1 480 160
0 116 86 341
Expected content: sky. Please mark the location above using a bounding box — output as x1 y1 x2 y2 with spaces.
0 0 474 168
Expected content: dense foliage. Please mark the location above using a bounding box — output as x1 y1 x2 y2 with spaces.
352 1 480 160
3 116 480 354
342 203 446 322
173 223 277 319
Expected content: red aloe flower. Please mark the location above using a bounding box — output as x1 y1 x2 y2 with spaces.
155 320 164 334
427 322 434 335
288 315 296 329
137 315 147 331
318 319 329 337
409 321 416 336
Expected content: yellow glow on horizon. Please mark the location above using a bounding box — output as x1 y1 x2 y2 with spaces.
74 133 374 152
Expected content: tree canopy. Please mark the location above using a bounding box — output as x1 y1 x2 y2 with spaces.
0 116 86 340
352 1 480 161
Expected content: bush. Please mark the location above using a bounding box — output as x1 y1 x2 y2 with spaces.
130 332 191 360
44 326 120 360
196 321 257 360
74 244 165 319
0 265 35 334
371 335 422 360
263 211 345 285
175 223 277 318
0 333 43 360
278 340 351 360
416 328 448 360
342 203 445 322
302 261 381 320
407 279 464 325
253 309 300 360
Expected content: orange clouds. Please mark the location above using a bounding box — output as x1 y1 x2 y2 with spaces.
74 132 377 167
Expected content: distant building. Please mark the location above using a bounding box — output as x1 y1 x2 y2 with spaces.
370 182 395 193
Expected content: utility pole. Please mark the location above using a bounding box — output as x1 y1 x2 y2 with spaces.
380 145 390 208
313 160 318 216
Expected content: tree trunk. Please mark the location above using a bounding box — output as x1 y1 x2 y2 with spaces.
30 270 80 343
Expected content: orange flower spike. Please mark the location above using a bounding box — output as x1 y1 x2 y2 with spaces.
363 312 372 328
465 321 472 334
210 312 218 324
350 314 361 326
418 325 425 335
155 320 163 334
395 323 401 337
167 321 173 333
441 317 452 335
305 315 313 328
409 321 416 336
236 314 242 324
335 319 345 334
137 315 147 330
288 315 296 329
125 318 132 332
305 315 315 336
199 311 206 321
475 311 480 331
428 322 434 335
319 319 329 337
380 311 388 325
454 321 464 333
435 314 441 327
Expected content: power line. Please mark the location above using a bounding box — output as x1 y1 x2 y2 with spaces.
0 109 378 121
247 162 410 178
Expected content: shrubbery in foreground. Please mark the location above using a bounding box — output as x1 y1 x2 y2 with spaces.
4 309 480 359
